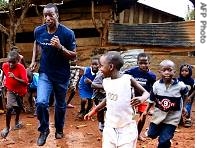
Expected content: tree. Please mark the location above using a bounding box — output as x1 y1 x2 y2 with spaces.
0 0 31 49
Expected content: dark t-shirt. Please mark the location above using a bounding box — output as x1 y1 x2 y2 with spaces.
124 66 156 95
34 23 76 83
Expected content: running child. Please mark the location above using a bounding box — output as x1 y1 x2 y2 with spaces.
143 59 189 148
91 71 106 132
74 57 99 119
84 51 150 148
178 64 195 127
66 60 80 108
1 50 28 138
124 52 156 141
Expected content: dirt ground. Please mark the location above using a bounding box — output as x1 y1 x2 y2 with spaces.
0 92 195 148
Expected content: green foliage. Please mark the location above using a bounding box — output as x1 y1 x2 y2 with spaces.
185 9 195 20
0 0 8 10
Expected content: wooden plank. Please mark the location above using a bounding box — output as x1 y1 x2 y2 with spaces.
76 37 99 47
61 19 102 29
15 37 99 51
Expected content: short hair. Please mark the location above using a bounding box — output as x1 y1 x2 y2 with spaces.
159 59 175 68
7 50 19 60
44 3 58 13
104 51 124 70
10 46 20 53
137 52 150 61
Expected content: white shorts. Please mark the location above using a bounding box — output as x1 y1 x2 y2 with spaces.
102 122 138 148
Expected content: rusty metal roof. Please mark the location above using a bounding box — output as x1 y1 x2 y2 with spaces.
108 21 195 47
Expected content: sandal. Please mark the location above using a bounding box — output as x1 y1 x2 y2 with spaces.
1 128 9 138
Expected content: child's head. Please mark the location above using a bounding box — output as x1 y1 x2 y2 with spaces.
179 64 192 78
91 56 99 74
159 59 176 83
7 50 20 69
99 51 124 78
137 52 150 72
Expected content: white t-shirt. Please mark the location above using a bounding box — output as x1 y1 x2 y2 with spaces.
103 74 136 128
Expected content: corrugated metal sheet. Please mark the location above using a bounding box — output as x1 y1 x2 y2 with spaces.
108 21 195 47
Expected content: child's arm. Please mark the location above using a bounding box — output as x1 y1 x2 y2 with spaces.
91 82 103 89
140 102 154 120
130 77 150 106
8 72 28 85
84 98 106 120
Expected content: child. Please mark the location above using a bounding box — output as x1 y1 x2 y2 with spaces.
178 64 195 127
66 60 80 108
75 57 99 119
123 52 156 141
143 59 188 148
84 51 150 148
27 68 39 115
0 67 5 113
1 50 28 138
91 71 106 132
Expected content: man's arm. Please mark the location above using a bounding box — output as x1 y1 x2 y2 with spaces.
29 41 40 71
50 35 77 60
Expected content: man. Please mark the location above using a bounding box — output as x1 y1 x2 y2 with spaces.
29 3 76 146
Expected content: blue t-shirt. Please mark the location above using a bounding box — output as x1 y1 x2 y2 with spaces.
30 73 39 89
124 66 156 95
34 23 76 83
78 67 97 98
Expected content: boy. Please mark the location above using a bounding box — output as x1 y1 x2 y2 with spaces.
143 59 188 148
73 57 99 119
91 71 106 132
27 68 39 115
66 60 80 108
124 52 156 141
1 50 28 138
84 51 150 148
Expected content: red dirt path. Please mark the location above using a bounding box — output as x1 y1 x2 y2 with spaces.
0 92 195 148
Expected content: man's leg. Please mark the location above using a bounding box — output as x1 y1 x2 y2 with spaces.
36 73 52 146
54 80 69 139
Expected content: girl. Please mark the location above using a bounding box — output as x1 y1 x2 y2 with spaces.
178 64 195 127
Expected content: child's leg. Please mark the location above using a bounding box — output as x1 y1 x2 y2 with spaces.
86 99 93 114
28 90 34 108
158 123 176 148
80 99 86 114
147 122 160 139
0 107 13 138
13 106 21 124
0 95 4 110
5 107 13 128
67 89 75 105
97 108 105 132
137 112 146 140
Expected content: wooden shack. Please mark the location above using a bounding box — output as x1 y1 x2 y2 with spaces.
0 0 194 75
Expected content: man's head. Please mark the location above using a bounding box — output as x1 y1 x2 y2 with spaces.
43 3 59 28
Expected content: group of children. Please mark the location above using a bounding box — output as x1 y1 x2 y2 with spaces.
0 49 195 148
80 51 194 148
